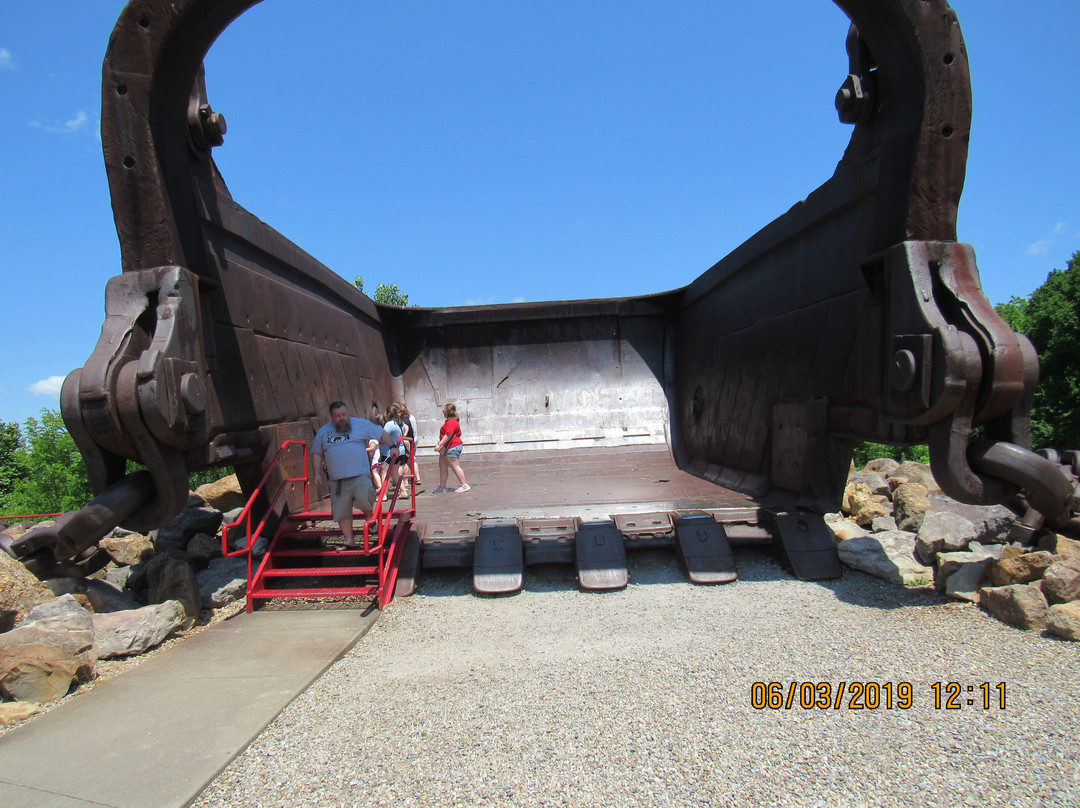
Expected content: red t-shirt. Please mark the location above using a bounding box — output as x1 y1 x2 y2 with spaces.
440 418 463 449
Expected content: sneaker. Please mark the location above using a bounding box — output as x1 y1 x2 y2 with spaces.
454 484 471 493
432 486 449 494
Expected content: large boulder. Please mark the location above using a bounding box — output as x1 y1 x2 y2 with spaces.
1046 602 1080 641
925 495 1016 544
850 472 891 498
893 482 932 533
871 515 899 533
92 601 188 658
988 550 1057 587
221 507 249 551
145 552 201 629
825 517 870 542
194 474 247 512
979 584 1049 630
0 701 41 725
888 461 940 493
99 532 155 566
0 549 56 625
152 499 223 554
844 484 892 528
863 458 901 477
1041 560 1080 605
0 643 85 703
836 531 933 586
83 578 145 613
934 545 1001 602
185 532 223 564
1038 534 1080 564
0 596 96 702
915 511 978 564
197 557 249 608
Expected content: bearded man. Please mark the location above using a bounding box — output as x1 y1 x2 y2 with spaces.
310 400 396 549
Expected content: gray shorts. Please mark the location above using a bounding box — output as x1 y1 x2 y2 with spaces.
329 474 377 522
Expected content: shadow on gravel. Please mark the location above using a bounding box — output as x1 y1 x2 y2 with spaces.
413 545 951 612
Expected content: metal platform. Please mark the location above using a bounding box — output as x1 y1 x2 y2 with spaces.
410 445 777 528
397 445 833 588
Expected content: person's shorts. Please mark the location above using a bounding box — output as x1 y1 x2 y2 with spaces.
329 474 377 522
445 445 463 459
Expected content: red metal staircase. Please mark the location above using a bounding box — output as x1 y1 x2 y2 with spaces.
220 440 416 612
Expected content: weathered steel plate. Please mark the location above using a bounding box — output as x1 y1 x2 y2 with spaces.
613 511 677 550
576 521 628 591
420 520 480 569
519 516 579 565
473 524 524 595
675 515 737 584
763 510 843 581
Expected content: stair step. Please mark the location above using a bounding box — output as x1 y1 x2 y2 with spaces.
270 547 383 558
250 585 379 599
279 530 355 539
260 566 379 577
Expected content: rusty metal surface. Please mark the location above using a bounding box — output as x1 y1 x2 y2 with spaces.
407 447 767 528
9 0 1078 574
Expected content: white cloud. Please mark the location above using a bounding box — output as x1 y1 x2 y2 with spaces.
1026 239 1052 257
28 376 65 397
30 110 90 134
63 111 88 132
0 48 13 69
1026 222 1071 257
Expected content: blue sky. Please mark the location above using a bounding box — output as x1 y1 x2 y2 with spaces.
1 0 1078 426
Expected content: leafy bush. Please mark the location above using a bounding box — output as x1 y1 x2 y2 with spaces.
851 441 929 469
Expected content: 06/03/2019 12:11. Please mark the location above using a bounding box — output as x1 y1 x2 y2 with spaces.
749 681 1007 711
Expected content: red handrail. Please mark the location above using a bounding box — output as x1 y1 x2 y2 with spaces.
367 436 416 554
227 436 415 609
221 440 310 584
0 512 64 522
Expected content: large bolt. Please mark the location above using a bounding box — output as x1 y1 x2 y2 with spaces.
180 373 207 415
890 350 918 392
200 105 227 147
188 103 227 150
836 74 874 126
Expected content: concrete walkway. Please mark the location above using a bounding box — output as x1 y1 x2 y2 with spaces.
0 607 380 808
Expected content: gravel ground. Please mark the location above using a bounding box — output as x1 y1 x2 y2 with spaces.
192 549 1080 808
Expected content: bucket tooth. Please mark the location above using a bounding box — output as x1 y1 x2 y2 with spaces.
675 515 737 584
473 524 524 595
763 510 842 580
576 521 628 590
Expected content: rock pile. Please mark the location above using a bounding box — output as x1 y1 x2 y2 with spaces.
0 475 251 724
828 458 1080 641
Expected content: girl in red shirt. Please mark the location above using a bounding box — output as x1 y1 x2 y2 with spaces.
433 403 470 493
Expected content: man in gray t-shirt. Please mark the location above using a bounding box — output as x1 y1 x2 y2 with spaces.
311 401 396 548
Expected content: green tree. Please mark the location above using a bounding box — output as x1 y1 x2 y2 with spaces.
354 276 411 306
0 420 27 504
2 409 92 515
994 249 1080 450
851 441 929 469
